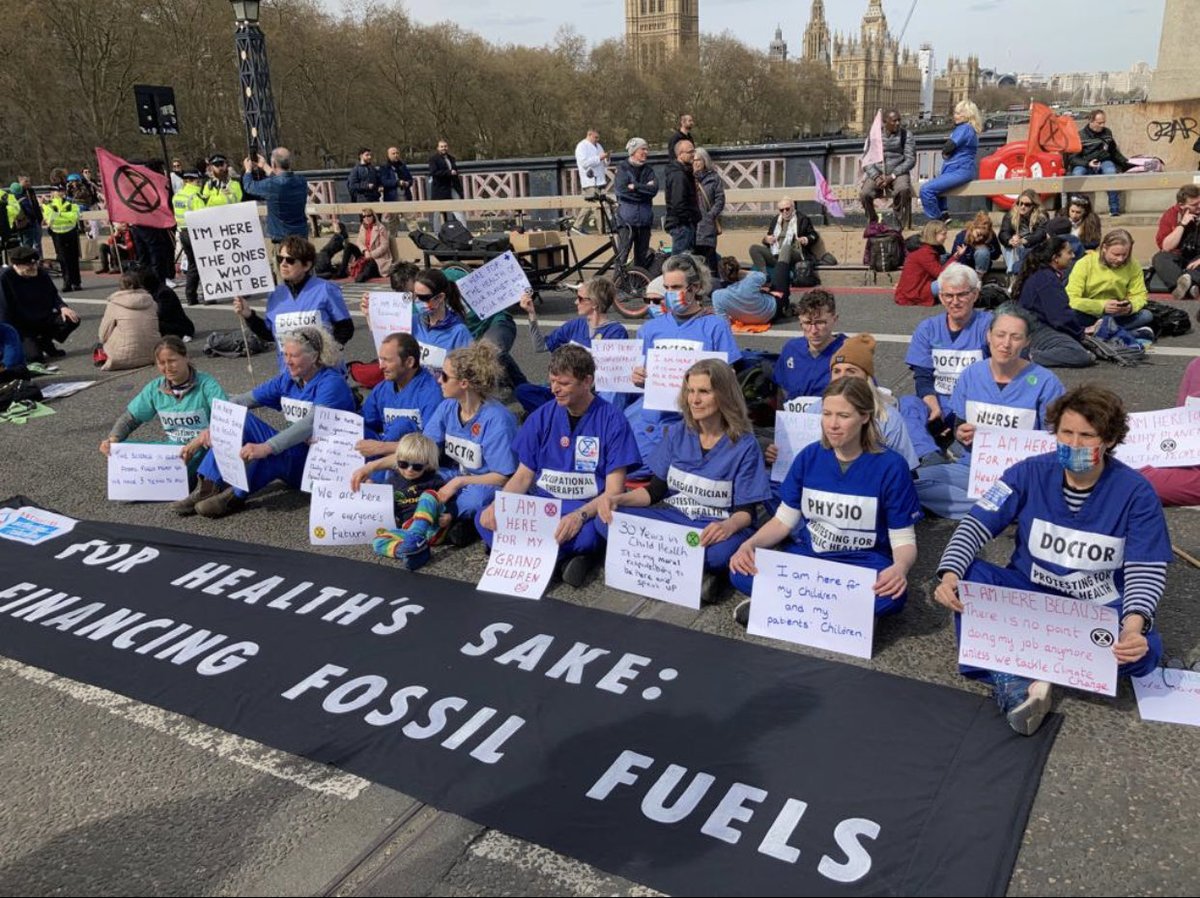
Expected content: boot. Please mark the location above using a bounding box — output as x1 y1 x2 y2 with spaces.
195 486 245 519
171 477 218 516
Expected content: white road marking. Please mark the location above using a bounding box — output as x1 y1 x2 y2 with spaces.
468 829 665 896
0 657 369 800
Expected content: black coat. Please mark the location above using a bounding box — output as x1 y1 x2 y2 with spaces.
664 160 700 229
428 152 463 200
1067 125 1129 170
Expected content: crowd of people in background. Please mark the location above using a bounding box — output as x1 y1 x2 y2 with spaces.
3 106 1200 742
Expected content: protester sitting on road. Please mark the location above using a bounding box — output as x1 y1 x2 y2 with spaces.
402 267 472 373
895 221 966 306
950 212 1002 278
1066 110 1128 217
730 376 922 625
933 384 1170 736
772 289 845 407
747 198 820 295
1013 238 1096 369
99 336 227 481
998 189 1049 276
1141 357 1200 507
423 341 519 547
898 264 993 464
710 257 780 326
314 219 360 280
596 358 772 605
1066 229 1153 338
478 345 642 587
1151 184 1200 301
233 235 354 374
355 332 444 455
624 253 742 474
348 208 393 283
0 245 80 361
919 100 982 223
915 304 1064 519
97 271 159 371
514 276 629 413
136 267 195 341
175 326 356 519
359 433 449 569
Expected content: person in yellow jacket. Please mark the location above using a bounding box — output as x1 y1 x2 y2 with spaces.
42 184 82 293
201 153 244 207
173 167 207 306
1065 228 1153 339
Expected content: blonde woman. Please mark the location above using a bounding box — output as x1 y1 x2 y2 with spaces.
998 189 1049 274
920 99 983 222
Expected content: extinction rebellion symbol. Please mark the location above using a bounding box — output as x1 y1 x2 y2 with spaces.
113 166 163 214
1090 628 1115 648
1161 438 1177 452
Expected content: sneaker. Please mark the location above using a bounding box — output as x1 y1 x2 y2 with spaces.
165 278 178 289
1172 274 1194 302
1005 680 1053 736
700 572 726 605
446 518 478 548
561 553 594 588
733 599 751 628
194 486 245 519
1131 326 1155 343
170 478 218 516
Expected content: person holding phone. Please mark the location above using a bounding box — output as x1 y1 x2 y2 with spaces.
1065 229 1153 338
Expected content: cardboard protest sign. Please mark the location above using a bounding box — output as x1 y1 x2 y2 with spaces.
1114 407 1200 469
747 550 877 659
456 252 531 319
603 512 705 608
958 579 1119 696
308 481 396 545
367 292 414 352
478 492 561 599
589 340 644 394
301 407 365 493
208 400 250 492
770 411 823 482
643 349 727 412
967 426 1057 498
184 203 275 301
107 443 189 501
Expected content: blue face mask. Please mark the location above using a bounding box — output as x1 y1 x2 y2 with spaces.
413 298 432 318
664 289 686 311
1056 442 1102 473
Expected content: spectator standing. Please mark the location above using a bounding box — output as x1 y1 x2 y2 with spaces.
169 158 185 193
664 139 700 256
382 147 414 202
12 178 42 253
428 139 466 229
919 100 982 223
65 172 100 241
614 138 658 270
1152 184 1200 301
242 147 309 244
201 154 245 207
1066 110 1128 217
572 128 609 233
860 109 916 230
667 113 696 159
172 167 207 306
42 182 82 293
347 147 381 204
693 147 725 280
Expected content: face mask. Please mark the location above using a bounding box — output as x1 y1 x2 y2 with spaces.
1056 442 1102 473
664 289 686 311
414 298 432 317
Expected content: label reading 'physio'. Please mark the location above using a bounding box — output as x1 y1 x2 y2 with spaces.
802 488 878 553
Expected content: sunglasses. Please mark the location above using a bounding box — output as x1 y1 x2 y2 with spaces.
778 207 793 213
1015 201 1033 208
396 460 427 473
276 255 298 264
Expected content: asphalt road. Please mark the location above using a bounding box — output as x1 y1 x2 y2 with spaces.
2 275 1199 896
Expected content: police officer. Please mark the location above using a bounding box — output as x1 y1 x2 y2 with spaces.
42 183 82 292
172 165 207 306
201 154 244 207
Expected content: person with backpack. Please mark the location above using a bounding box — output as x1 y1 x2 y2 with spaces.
748 198 820 294
860 109 916 230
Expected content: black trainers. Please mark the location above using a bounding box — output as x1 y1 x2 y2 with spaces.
561 553 594 588
700 572 726 605
447 518 479 548
733 599 751 628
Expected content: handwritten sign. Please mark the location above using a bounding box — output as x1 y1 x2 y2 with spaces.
603 512 705 608
1133 669 1200 727
308 481 395 545
1186 396 1200 409
477 492 561 599
301 406 365 492
958 579 1118 696
107 443 189 501
0 506 77 546
967 425 1057 498
643 349 728 412
590 339 645 394
747 550 877 658
209 399 250 492
368 292 414 352
1114 406 1200 468
184 203 274 301
456 251 532 319
771 411 823 481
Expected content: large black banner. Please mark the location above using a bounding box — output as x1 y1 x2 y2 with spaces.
0 500 1058 896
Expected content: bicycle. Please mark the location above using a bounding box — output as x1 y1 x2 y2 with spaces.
549 194 654 318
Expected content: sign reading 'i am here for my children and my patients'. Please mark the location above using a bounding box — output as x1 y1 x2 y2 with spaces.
0 501 1062 898
185 203 275 302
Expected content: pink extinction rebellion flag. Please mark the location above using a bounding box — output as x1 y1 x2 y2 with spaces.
809 161 845 218
861 109 885 170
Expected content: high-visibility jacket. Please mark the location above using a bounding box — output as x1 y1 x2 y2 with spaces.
3 193 19 229
43 196 80 234
172 183 206 229
201 178 244 207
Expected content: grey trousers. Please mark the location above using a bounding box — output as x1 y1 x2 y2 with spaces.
1028 324 1094 368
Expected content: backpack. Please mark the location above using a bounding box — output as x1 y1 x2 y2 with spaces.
0 378 42 413
471 233 511 254
976 284 1010 311
735 350 781 427
1145 299 1193 338
864 223 905 271
1124 155 1164 173
203 329 273 358
437 219 473 250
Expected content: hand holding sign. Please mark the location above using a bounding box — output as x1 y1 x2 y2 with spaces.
184 204 275 301
456 252 532 320
367 292 414 352
643 349 727 412
477 492 561 599
209 399 250 491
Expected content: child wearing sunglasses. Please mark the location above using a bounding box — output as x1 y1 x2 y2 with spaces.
352 433 447 567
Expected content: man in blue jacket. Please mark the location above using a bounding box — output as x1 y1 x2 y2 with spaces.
242 148 308 243
347 148 381 203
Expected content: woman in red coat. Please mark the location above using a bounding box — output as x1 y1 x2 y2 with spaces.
895 221 967 306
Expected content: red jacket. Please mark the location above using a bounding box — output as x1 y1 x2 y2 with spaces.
894 243 946 306
1156 205 1187 253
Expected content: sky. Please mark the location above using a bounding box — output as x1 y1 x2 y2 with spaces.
328 0 1166 75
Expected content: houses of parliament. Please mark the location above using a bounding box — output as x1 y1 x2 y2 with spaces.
625 0 980 135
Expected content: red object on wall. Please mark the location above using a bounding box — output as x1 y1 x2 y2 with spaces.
978 141 1065 211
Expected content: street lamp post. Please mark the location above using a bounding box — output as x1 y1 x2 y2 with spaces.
231 0 280 161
